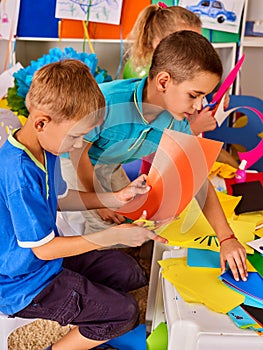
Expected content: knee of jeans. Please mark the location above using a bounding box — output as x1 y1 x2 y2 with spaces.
124 262 148 292
117 295 139 334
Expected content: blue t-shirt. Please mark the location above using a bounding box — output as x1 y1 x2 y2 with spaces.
0 132 67 314
85 78 192 165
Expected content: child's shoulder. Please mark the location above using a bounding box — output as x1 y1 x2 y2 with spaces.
99 78 142 95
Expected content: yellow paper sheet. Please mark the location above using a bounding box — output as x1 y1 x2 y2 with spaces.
215 191 242 218
157 200 255 253
209 161 237 179
159 257 244 314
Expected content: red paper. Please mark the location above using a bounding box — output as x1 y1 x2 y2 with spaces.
225 172 263 195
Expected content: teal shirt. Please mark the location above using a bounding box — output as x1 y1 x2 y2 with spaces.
85 77 192 165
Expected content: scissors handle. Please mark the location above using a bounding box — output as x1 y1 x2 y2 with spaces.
133 218 156 230
203 101 217 110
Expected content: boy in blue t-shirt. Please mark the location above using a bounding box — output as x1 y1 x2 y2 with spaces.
0 59 167 350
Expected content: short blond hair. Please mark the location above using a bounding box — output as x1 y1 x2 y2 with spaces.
149 30 223 83
126 5 202 68
26 59 105 123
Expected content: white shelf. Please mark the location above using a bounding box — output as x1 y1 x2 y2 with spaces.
16 37 123 44
212 42 236 49
242 36 263 47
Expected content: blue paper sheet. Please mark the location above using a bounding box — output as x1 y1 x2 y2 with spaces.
187 248 220 268
220 271 263 301
105 324 146 350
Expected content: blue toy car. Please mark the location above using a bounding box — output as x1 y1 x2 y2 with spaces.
187 0 236 24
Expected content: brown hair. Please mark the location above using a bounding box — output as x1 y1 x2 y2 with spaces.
126 5 202 68
149 30 223 83
26 59 105 123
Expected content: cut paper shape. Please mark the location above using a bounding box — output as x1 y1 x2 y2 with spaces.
205 95 263 171
157 200 255 253
117 129 222 221
159 257 245 314
231 181 263 215
214 103 263 169
208 54 245 120
220 271 263 302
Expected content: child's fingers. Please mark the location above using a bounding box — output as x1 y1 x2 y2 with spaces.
147 230 168 244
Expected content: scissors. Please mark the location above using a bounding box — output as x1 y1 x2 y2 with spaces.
204 54 245 112
133 217 175 230
133 218 158 230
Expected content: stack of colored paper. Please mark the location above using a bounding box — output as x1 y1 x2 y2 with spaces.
220 269 263 332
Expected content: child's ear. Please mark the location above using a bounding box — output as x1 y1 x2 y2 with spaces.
156 71 172 93
35 116 50 131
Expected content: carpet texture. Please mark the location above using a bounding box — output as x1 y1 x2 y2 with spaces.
8 245 152 350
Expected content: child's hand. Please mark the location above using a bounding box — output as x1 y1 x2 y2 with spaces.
96 208 126 224
115 174 151 204
83 210 168 247
189 107 217 135
223 92 230 110
220 238 248 282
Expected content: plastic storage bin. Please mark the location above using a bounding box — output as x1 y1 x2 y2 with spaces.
162 249 263 350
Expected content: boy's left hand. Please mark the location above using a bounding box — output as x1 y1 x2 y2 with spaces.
220 238 248 282
116 174 150 204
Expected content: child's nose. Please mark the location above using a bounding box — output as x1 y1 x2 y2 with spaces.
193 97 203 111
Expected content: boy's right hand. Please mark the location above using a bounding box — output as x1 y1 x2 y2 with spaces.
83 211 168 247
189 107 217 135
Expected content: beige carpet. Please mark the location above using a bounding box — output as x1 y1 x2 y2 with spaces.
8 245 152 350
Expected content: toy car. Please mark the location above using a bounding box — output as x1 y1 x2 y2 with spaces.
187 0 236 24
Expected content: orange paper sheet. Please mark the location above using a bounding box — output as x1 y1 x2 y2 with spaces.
117 129 222 221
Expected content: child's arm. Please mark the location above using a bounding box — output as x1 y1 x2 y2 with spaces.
195 180 247 282
58 173 150 211
68 142 129 223
32 220 167 260
70 142 96 192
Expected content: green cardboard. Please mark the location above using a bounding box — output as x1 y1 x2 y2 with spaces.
151 0 176 6
247 250 263 278
202 28 240 43
146 322 168 350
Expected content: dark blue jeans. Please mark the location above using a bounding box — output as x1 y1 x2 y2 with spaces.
14 250 147 341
